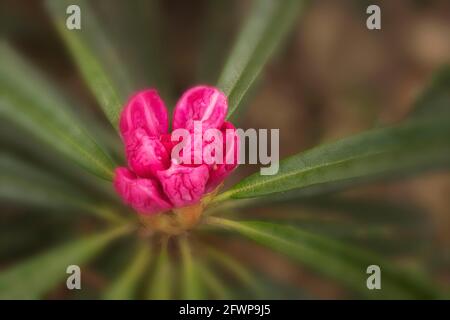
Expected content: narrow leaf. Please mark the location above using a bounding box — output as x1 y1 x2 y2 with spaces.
45 0 127 130
0 153 90 210
208 218 439 299
0 43 116 180
147 240 172 300
0 153 122 222
196 261 231 299
223 198 431 255
411 65 450 118
179 237 204 299
103 242 151 300
215 118 450 201
217 0 306 118
0 225 132 299
92 0 172 101
205 245 264 297
0 122 118 202
197 0 237 83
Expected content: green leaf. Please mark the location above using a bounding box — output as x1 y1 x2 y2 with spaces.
411 65 450 118
204 245 264 298
208 218 440 299
0 153 123 223
197 0 237 84
179 237 204 299
0 210 78 262
253 216 428 257
103 242 151 300
45 0 127 130
0 153 90 210
223 197 431 255
75 107 124 164
0 225 132 299
215 117 450 201
0 43 116 180
92 0 172 102
196 261 231 299
217 0 306 118
147 240 172 300
0 122 118 203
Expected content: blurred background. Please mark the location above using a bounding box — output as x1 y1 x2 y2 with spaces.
0 0 449 298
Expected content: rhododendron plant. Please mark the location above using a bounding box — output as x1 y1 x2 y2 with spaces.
114 86 239 216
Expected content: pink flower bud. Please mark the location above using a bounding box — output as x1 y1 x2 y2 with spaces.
173 86 227 132
114 168 172 215
114 86 239 216
157 162 209 208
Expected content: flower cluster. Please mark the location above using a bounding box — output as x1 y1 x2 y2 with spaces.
114 86 239 215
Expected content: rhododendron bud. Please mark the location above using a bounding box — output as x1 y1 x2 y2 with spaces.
114 167 172 215
114 86 239 220
157 162 209 207
173 86 227 132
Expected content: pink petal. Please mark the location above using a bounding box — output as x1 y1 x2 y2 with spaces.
114 167 172 215
125 129 170 178
119 89 168 140
206 121 240 193
157 162 209 208
160 133 177 155
173 85 227 132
